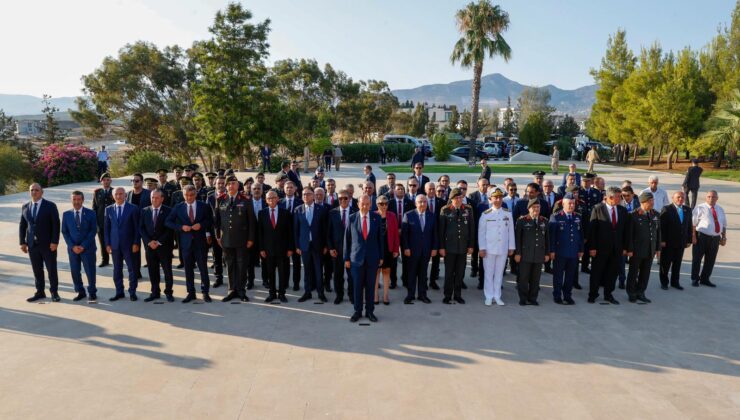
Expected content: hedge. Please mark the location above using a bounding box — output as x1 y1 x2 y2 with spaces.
341 143 414 163
125 151 175 175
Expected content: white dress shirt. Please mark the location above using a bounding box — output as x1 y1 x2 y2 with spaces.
692 203 726 236
642 187 670 212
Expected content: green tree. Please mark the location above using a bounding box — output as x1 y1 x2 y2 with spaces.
410 102 428 137
431 132 453 161
516 86 555 127
0 143 31 195
390 110 413 134
695 89 740 167
40 95 65 144
557 114 579 137
446 106 460 132
700 1 740 103
501 96 515 136
451 0 511 161
0 109 15 141
518 111 551 153
335 80 398 142
191 3 283 170
459 108 472 138
426 112 438 137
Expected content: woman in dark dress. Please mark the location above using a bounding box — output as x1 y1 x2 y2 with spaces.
374 195 399 305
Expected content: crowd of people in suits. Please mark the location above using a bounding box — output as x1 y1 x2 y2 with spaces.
19 159 727 323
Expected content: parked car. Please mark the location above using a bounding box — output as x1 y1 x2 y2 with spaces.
483 143 502 158
451 146 488 160
383 134 430 156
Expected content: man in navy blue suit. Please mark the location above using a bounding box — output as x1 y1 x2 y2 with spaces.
127 173 151 279
401 195 437 304
61 190 98 302
279 181 303 291
294 187 328 302
105 187 141 301
166 185 213 303
327 189 357 305
19 183 60 302
140 189 175 302
344 194 385 323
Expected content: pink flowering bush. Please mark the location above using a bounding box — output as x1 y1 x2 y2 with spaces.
34 143 97 187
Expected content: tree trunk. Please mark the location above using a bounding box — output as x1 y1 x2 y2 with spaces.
714 149 724 168
238 146 246 171
666 147 676 170
648 145 655 167
214 156 222 171
632 143 639 164
656 144 664 163
468 62 483 162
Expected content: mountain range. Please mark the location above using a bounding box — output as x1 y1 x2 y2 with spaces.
391 73 597 117
0 94 78 117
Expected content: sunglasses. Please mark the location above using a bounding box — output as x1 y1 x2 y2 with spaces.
377 203 388 206
339 197 349 201
408 184 418 187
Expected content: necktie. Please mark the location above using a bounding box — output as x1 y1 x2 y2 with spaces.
307 206 312 226
75 210 81 228
711 207 720 233
189 204 195 223
32 202 38 221
549 194 553 207
677 206 683 223
342 209 347 228
420 213 425 232
429 199 434 214
153 208 159 225
117 205 122 220
611 206 617 229
271 208 276 228
230 197 234 207
330 195 333 206
362 215 368 240
397 202 402 224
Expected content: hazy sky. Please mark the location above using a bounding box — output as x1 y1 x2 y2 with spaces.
1 0 734 97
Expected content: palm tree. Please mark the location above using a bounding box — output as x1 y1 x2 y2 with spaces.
700 89 740 168
451 0 511 162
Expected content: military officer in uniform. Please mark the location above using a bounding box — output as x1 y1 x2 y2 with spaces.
205 172 218 193
478 188 515 306
579 172 602 274
171 176 191 268
192 172 210 202
171 165 184 190
438 187 475 304
92 173 115 267
207 175 227 287
626 192 661 303
514 199 550 306
144 177 158 192
215 175 256 302
157 169 176 206
548 193 584 305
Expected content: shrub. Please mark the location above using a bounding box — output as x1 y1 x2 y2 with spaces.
0 143 32 194
556 136 573 160
340 143 414 163
34 143 97 187
125 151 175 175
268 154 290 173
431 133 453 161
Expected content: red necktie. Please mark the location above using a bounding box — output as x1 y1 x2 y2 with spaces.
711 207 720 233
611 206 616 229
188 204 195 223
397 202 402 223
362 216 368 240
271 208 276 228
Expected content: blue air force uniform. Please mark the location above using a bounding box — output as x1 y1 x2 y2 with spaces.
549 210 584 302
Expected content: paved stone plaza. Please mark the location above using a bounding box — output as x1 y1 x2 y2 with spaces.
1 162 738 419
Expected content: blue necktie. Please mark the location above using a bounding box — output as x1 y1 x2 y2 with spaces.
678 206 684 223
32 202 38 221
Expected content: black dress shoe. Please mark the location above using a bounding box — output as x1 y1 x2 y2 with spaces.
325 286 333 293
109 294 125 302
700 281 717 288
660 285 669 290
454 297 465 304
554 297 563 305
367 313 378 322
334 297 343 305
429 282 439 290
292 284 300 291
587 297 596 304
50 292 61 302
671 284 684 290
418 297 432 304
404 298 414 304
470 271 478 278
202 293 212 302
240 295 250 302
383 300 390 305
73 292 87 302
605 296 620 305
129 294 138 302
98 262 109 268
477 283 483 290
618 283 625 290
629 296 637 303
212 280 223 288
564 298 575 305
176 263 184 269
246 282 254 290
461 283 468 289
350 312 361 322
165 294 174 302
581 268 591 274
182 294 196 303
278 295 287 303
637 295 651 303
318 294 328 303
443 297 452 304
573 283 583 290
144 294 160 302
264 295 275 303
297 293 311 302
88 294 98 302
222 292 237 302
527 300 539 306
27 293 47 302
520 300 528 306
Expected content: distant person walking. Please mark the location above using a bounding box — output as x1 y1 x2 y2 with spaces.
334 145 343 171
379 144 387 164
585 145 599 173
260 144 271 173
96 145 109 178
682 159 703 209
551 146 560 175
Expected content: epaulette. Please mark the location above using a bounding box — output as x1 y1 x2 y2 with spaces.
483 208 493 214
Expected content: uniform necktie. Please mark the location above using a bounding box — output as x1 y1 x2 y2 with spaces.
32 202 38 221
611 206 617 229
75 210 81 228
677 206 683 223
271 208 276 228
362 215 368 240
230 197 234 207
342 209 347 228
420 213 425 232
189 204 195 223
711 206 720 233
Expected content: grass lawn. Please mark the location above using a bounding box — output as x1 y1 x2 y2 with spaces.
380 163 569 174
700 169 740 183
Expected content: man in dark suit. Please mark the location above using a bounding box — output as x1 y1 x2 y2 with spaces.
479 159 491 182
467 177 490 280
139 189 175 302
248 183 266 289
411 147 425 168
389 184 414 288
215 176 255 302
344 194 385 322
166 185 213 303
294 188 328 302
363 165 376 191
105 187 141 301
207 176 227 288
659 191 692 290
92 173 114 267
378 173 396 198
20 183 61 302
287 161 303 196
513 183 549 222
428 183 446 289
401 195 437 304
587 187 630 304
411 163 430 193
258 190 294 302
127 173 151 279
61 190 98 302
561 163 581 186
682 159 703 209
327 189 356 304
280 181 303 291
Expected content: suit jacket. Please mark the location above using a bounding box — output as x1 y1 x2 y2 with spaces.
257 206 294 256
389 197 415 226
139 205 174 250
19 199 60 248
287 170 303 192
683 166 703 190
104 202 141 250
660 204 692 248
279 195 303 213
343 211 385 266
411 174 430 193
561 172 582 186
411 152 424 167
365 172 376 188
293 204 327 253
378 184 394 198
427 196 445 220
325 192 339 208
61 207 96 253
541 192 562 216
401 210 437 258
382 211 400 255
165 201 212 250
327 206 356 252
588 203 629 255
127 189 151 210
